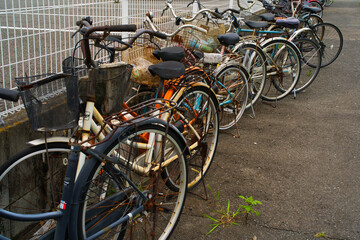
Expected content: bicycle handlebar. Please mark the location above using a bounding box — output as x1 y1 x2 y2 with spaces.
0 88 20 126
0 88 20 102
84 24 137 37
75 17 169 66
144 15 207 37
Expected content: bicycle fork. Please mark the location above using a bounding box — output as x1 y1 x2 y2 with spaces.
54 145 81 239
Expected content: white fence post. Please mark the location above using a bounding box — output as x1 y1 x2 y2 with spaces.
192 0 199 17
229 0 234 8
121 0 129 39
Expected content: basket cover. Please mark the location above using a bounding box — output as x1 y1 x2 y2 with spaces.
80 62 133 115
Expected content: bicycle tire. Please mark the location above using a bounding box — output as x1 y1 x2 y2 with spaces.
214 64 249 130
72 123 188 240
0 142 70 239
176 85 219 190
233 43 267 109
260 38 302 101
292 38 322 93
312 22 343 67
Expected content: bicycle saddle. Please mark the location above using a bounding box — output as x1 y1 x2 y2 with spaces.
148 61 185 79
302 5 322 14
244 20 269 29
258 13 275 22
275 17 300 29
217 33 240 46
153 47 185 62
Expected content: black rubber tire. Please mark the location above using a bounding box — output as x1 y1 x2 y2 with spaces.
0 142 70 239
312 22 343 67
260 38 302 101
72 123 188 240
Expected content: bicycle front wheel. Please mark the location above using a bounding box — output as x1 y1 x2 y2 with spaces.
0 142 70 239
72 123 188 240
312 22 343 67
261 38 301 101
292 38 322 93
215 65 249 130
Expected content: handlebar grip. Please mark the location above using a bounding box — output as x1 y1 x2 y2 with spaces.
0 88 20 102
154 31 167 39
107 24 137 32
211 11 223 19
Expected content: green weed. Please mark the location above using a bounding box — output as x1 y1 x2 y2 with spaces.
239 195 262 224
203 185 262 235
314 232 327 238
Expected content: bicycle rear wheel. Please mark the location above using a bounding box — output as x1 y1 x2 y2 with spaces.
261 38 301 101
215 65 249 130
0 142 70 239
72 123 188 240
292 38 322 93
312 22 343 67
233 43 267 109
176 85 219 190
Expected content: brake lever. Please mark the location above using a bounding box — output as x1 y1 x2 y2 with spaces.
105 36 132 48
161 6 169 16
71 28 81 38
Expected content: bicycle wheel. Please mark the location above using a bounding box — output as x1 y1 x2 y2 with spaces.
72 123 188 240
0 142 70 239
292 38 322 93
176 85 219 190
215 65 249 130
312 22 343 67
261 38 301 101
324 0 334 7
233 43 267 109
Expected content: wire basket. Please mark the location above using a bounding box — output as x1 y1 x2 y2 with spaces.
16 73 79 132
62 56 88 79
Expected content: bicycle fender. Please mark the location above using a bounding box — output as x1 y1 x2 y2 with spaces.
27 136 70 146
260 37 302 58
232 41 258 54
93 118 191 158
259 37 290 47
189 82 221 111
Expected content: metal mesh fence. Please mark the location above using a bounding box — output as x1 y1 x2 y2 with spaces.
0 0 256 118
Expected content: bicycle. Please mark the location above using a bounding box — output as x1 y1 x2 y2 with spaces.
146 11 250 130
73 17 220 190
0 24 190 239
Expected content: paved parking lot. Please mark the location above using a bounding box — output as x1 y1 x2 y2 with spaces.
173 0 360 239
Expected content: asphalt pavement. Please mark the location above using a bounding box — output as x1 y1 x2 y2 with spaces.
173 0 360 239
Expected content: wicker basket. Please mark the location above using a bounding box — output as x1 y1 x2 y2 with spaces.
16 73 79 132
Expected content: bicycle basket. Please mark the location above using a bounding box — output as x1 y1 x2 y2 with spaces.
62 56 88 79
16 73 79 132
81 62 133 115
